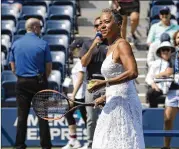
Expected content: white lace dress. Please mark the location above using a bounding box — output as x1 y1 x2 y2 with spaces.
92 52 145 149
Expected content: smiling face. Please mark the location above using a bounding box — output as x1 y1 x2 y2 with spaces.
99 12 120 39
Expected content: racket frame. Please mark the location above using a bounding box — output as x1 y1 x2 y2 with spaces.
32 89 94 121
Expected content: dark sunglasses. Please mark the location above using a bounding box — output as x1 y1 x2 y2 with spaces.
35 25 43 29
94 24 100 28
160 11 169 15
39 25 43 29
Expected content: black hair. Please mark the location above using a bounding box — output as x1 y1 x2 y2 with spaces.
102 8 123 25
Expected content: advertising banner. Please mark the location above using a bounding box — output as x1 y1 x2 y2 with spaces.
1 108 86 147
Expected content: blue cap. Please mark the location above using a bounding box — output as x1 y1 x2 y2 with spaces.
160 6 170 14
160 33 170 42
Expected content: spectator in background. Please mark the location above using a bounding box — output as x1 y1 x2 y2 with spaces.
147 32 171 68
69 39 84 64
145 41 175 108
9 18 52 149
2 0 23 11
111 0 140 44
156 30 179 149
62 43 87 149
147 6 179 46
79 17 108 149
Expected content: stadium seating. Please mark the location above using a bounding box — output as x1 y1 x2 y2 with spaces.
177 12 179 24
20 5 47 24
2 35 11 44
16 20 26 35
152 0 175 6
149 0 175 10
1 70 17 84
1 36 10 57
176 1 179 11
45 20 72 41
2 5 20 25
51 0 78 33
13 35 24 42
1 0 79 108
48 70 62 91
48 5 74 21
1 52 6 72
48 5 75 33
1 70 17 106
42 35 69 59
48 81 60 91
23 0 51 10
2 20 16 41
51 51 66 81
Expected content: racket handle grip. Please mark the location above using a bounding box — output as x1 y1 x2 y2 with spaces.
87 103 95 106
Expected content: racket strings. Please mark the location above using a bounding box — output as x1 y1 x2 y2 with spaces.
33 91 69 119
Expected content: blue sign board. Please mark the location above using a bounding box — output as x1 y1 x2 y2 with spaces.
1 108 179 147
1 108 87 147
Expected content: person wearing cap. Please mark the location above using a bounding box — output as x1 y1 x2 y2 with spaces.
147 32 171 68
69 39 84 64
147 6 179 46
155 30 179 149
145 41 175 107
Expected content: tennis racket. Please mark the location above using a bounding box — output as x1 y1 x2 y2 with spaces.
32 89 98 121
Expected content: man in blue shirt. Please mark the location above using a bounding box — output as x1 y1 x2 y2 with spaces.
9 18 52 149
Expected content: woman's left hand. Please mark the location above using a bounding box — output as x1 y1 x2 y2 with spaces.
87 79 104 93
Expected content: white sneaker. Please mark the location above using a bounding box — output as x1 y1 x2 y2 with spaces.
62 143 73 149
62 140 81 149
72 140 81 148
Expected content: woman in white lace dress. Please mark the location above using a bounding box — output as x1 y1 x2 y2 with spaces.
88 9 145 149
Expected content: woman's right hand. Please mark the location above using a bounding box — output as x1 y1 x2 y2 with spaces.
92 33 102 47
94 96 106 108
69 95 75 108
